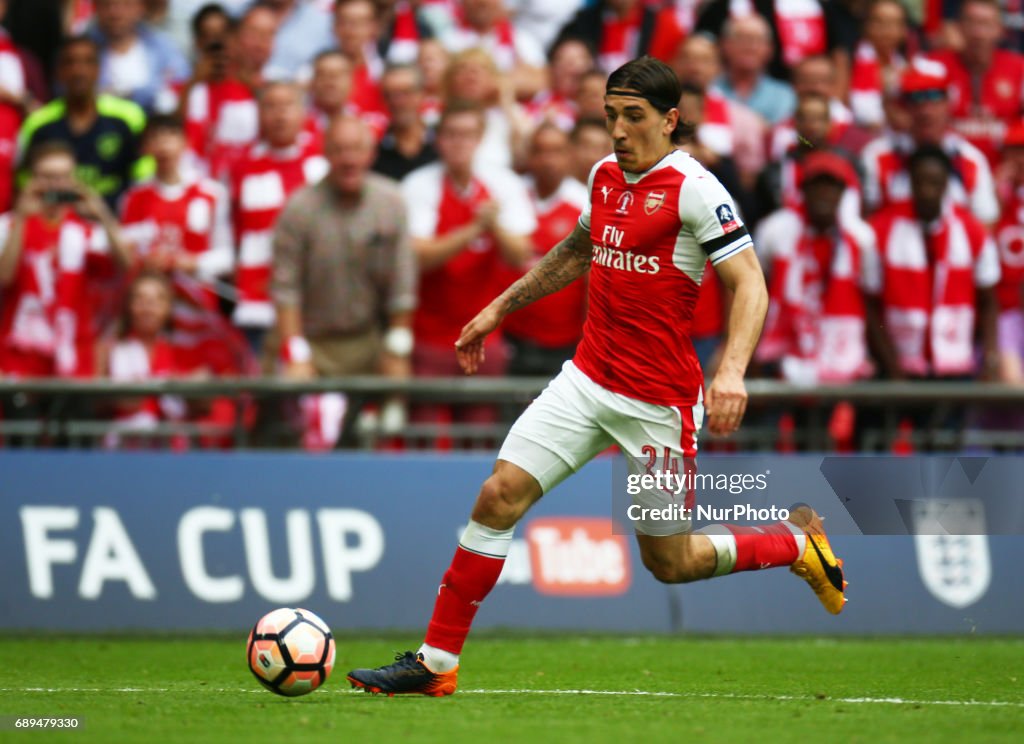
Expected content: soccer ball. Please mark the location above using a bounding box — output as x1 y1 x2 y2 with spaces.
247 607 336 697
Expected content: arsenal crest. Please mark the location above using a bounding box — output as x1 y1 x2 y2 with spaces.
644 190 665 215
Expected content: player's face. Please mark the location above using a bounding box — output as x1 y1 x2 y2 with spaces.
910 159 949 223
604 93 677 173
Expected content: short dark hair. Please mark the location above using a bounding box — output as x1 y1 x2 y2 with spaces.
27 139 77 171
908 144 953 175
191 3 234 39
605 56 695 144
570 116 607 142
144 113 185 139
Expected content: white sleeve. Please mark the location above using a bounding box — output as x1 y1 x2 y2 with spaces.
197 187 235 279
861 139 885 212
968 150 1000 225
679 171 753 265
577 161 600 232
849 218 882 294
401 168 442 239
493 171 537 235
975 233 1001 288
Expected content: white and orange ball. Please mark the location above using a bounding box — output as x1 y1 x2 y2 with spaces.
247 608 336 697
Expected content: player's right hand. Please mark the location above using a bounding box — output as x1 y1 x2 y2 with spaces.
455 303 502 375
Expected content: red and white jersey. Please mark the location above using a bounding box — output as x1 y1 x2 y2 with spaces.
756 207 874 383
0 28 26 100
995 182 1024 313
182 79 259 181
700 90 734 158
120 178 233 308
866 201 1000 376
403 161 536 347
928 49 1024 167
861 131 999 224
849 41 905 128
503 176 589 349
229 134 328 327
575 150 753 406
730 0 826 68
0 211 110 377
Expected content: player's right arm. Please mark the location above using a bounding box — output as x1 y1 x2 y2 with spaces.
455 223 592 375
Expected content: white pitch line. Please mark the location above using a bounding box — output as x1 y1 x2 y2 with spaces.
3 687 1023 708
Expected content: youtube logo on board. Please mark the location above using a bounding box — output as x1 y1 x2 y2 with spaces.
525 518 631 596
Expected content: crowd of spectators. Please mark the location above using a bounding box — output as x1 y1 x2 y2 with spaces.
0 0 1023 447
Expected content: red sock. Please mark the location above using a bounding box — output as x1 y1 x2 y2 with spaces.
725 522 801 572
424 545 505 654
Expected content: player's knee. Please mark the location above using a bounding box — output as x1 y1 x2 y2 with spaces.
641 552 702 584
472 473 529 530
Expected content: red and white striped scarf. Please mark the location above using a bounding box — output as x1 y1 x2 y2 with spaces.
599 5 644 73
873 204 985 375
730 0 825 67
759 212 870 383
849 41 906 128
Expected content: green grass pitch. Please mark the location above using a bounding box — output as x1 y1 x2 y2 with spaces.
1 636 1022 743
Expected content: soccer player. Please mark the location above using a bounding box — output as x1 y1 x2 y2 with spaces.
347 56 847 698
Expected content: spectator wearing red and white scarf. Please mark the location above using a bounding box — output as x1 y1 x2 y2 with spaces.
927 0 1024 168
441 0 547 100
756 151 875 384
865 145 1001 381
525 37 592 132
848 0 909 130
861 60 999 227
228 83 328 351
993 124 1024 384
174 4 259 181
120 114 233 312
0 141 131 378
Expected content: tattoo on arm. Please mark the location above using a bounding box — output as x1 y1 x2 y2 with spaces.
502 225 592 314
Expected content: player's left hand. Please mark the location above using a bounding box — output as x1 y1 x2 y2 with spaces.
455 303 502 375
704 370 748 437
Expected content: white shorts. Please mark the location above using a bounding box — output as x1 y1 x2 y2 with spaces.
498 361 704 536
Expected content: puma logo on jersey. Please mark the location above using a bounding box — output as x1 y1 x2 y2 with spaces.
592 243 660 274
600 186 614 203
